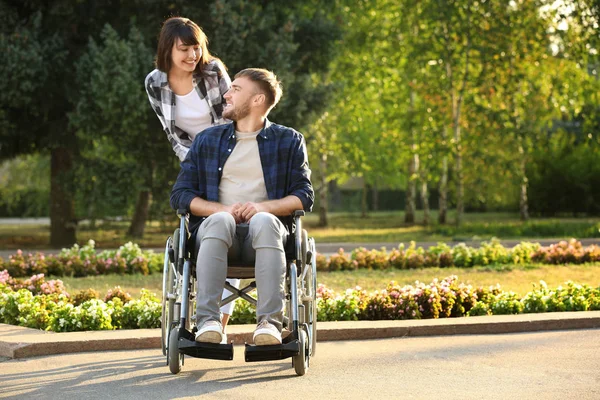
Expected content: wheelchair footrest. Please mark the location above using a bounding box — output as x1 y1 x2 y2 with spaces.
244 340 300 362
177 329 234 361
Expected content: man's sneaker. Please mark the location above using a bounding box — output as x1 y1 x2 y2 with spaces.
195 320 223 344
253 320 282 346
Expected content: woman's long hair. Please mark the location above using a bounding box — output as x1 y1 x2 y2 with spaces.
155 17 222 76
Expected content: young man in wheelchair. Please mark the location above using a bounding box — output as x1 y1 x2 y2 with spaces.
170 68 314 346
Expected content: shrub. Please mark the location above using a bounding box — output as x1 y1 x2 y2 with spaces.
328 249 352 271
17 293 68 329
472 238 509 266
509 242 541 264
0 288 33 325
49 298 113 332
467 302 491 316
475 284 503 306
387 248 405 269
230 296 256 325
452 243 474 268
315 253 328 271
491 292 524 315
120 289 161 329
2 239 599 279
521 281 549 314
104 286 133 303
72 289 100 306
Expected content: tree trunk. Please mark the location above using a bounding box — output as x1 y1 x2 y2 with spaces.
318 152 328 227
50 147 77 247
329 180 341 212
405 88 418 224
519 141 529 221
455 142 464 227
128 190 152 238
405 155 418 224
372 183 379 212
128 166 154 238
438 154 448 224
361 179 368 218
420 172 430 226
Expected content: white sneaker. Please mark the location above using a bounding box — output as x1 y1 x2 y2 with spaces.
195 320 223 344
253 320 282 346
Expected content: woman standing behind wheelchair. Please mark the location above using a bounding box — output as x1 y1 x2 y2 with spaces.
145 16 238 339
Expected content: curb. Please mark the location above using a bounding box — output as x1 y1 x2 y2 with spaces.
2 311 600 359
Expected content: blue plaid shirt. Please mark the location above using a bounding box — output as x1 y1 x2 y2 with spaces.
170 119 314 229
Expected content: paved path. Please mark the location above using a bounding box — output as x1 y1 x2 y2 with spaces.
1 329 599 399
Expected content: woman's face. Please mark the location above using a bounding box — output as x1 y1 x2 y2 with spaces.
170 38 202 74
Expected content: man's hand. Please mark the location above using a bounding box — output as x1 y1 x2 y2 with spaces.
225 202 244 224
236 202 268 223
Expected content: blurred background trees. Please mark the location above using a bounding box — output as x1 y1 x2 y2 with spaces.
0 0 598 245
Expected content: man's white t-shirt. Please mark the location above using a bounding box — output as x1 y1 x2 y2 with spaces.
219 129 268 206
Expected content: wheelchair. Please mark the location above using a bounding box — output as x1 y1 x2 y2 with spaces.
161 209 317 376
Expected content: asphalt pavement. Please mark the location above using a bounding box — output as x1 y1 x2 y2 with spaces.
1 329 599 399
2 311 600 359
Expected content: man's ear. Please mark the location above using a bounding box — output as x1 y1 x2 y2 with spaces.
253 93 266 107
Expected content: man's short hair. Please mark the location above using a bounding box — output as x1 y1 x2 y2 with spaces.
234 68 283 110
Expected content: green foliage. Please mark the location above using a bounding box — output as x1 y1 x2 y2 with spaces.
120 289 161 329
49 298 114 332
490 292 524 315
228 297 256 325
2 270 600 331
529 131 600 216
1 240 160 278
0 155 50 217
104 286 133 304
72 289 100 306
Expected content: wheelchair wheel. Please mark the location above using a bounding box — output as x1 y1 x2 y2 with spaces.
293 327 309 376
303 236 318 357
168 327 183 374
161 237 176 356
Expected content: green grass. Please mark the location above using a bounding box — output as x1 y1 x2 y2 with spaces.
58 263 600 299
2 211 600 249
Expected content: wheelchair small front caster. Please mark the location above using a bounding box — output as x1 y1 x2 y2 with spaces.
168 327 183 374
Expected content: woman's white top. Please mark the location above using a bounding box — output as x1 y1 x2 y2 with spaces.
174 88 212 141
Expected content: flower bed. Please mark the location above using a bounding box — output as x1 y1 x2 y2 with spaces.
1 270 599 332
316 239 600 271
1 240 163 278
1 239 599 279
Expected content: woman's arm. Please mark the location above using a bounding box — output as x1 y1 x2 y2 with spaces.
145 70 189 161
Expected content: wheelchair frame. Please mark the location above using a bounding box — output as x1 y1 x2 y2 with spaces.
161 210 317 376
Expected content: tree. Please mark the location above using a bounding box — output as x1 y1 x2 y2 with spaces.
0 0 341 244
72 24 171 237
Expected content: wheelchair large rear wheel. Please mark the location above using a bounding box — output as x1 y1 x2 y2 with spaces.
303 236 318 357
161 237 176 356
168 327 183 374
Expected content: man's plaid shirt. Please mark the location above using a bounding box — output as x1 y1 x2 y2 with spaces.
170 120 314 230
145 59 231 161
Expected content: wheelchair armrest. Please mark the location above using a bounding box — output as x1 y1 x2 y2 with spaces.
292 210 305 218
176 208 188 217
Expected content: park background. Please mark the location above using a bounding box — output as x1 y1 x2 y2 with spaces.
2 1 600 333
0 0 599 249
